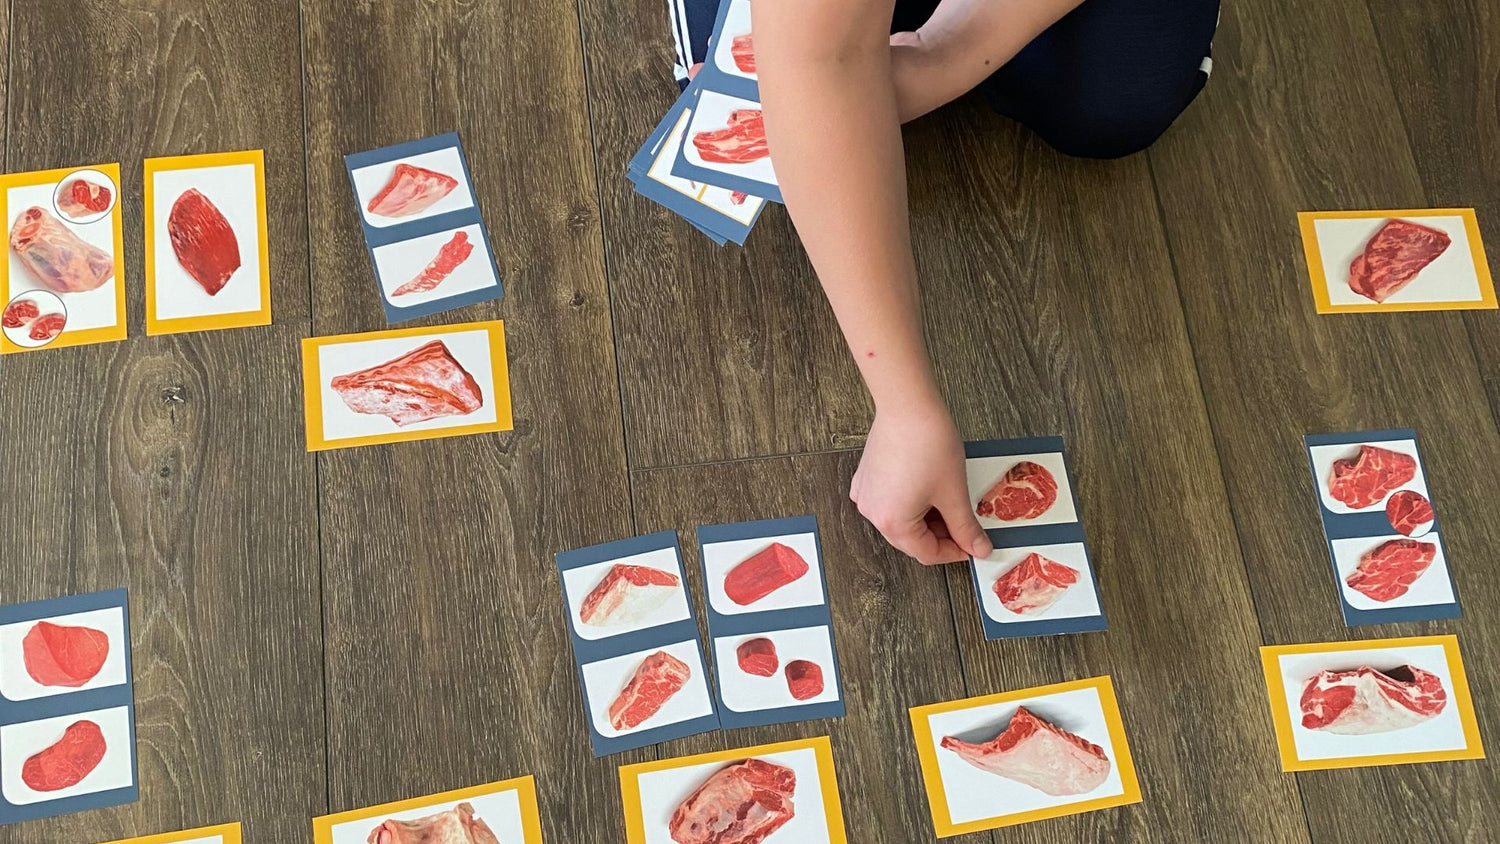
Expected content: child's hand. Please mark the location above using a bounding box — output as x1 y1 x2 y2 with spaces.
850 401 992 565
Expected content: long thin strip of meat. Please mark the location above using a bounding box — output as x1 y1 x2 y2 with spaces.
391 232 474 297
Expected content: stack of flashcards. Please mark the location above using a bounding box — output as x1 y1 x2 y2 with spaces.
556 532 720 756
696 517 844 728
962 437 1107 640
1304 429 1461 624
102 823 242 844
0 590 137 824
1297 208 1494 313
345 133 505 322
630 0 771 245
313 776 543 843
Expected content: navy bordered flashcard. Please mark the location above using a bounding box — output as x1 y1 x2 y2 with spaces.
556 532 720 757
696 516 845 729
0 589 137 825
691 0 759 102
344 132 505 323
670 84 782 204
962 437 1107 641
1304 429 1461 626
629 98 764 245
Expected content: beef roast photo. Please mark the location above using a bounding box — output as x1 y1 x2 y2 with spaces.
1347 218 1452 303
736 637 779 677
608 650 691 731
1299 664 1447 735
668 758 797 844
579 563 681 627
975 461 1059 522
992 553 1080 616
22 620 110 688
1325 444 1417 510
367 162 459 218
365 802 502 844
723 542 809 606
1344 539 1437 603
941 706 1111 797
9 206 115 293
331 340 485 427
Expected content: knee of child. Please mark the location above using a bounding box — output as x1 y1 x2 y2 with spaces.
1041 76 1199 160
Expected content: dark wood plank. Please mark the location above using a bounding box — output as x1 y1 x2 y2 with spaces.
0 2 324 841
632 452 978 844
1147 1 1500 839
299 1 643 839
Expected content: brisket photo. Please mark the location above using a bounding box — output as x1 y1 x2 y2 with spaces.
941 706 1111 797
364 802 502 844
58 178 112 218
1344 539 1437 603
730 34 756 74
975 461 1059 521
736 638 779 677
1347 218 1452 303
21 720 107 793
992 553 1080 616
692 110 769 165
784 660 824 701
1385 490 1436 536
608 650 691 731
579 563 681 627
1299 664 1447 734
9 206 115 293
330 340 484 427
169 188 242 296
391 231 475 297
22 620 110 688
668 758 797 844
1326 444 1417 510
367 162 459 218
723 542 809 606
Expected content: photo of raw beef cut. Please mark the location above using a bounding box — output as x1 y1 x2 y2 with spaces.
1347 218 1451 303
28 312 67 342
608 650 691 731
367 163 460 218
692 110 769 165
992 553 1080 616
1299 664 1447 734
668 758 796 844
736 637 778 677
1385 490 1435 536
21 719 107 792
579 563 681 627
723 542 810 606
57 178 112 219
391 231 475 297
364 802 502 844
941 706 1111 797
22 620 110 688
1344 539 1437 602
169 188 242 296
3 297 39 328
330 340 484 427
975 460 1059 522
1326 444 1417 510
9 206 115 293
784 660 824 701
730 34 756 74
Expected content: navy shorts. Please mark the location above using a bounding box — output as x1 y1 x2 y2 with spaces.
668 0 1220 159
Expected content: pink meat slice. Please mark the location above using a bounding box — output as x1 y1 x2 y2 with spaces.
330 339 484 426
1327 445 1417 510
730 34 756 74
367 163 459 218
21 720 107 793
692 110 769 165
28 312 67 342
1348 219 1452 303
3 298 40 328
58 179 112 218
22 621 110 688
1300 665 1447 734
9 206 115 293
609 650 691 731
578 563 681 627
723 542 809 606
365 802 502 844
1385 490 1435 536
391 231 475 297
993 553 1080 616
1345 538 1437 602
975 461 1059 521
736 638 778 677
169 188 242 296
941 705 1111 796
669 758 796 844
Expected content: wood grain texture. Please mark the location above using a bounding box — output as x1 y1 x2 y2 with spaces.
1148 1 1500 839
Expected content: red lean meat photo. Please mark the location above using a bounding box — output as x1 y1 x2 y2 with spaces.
669 758 796 844
1326 445 1417 510
692 110 769 165
22 621 110 688
28 312 67 342
784 660 824 701
723 543 810 606
579 563 681 627
608 650 691 731
169 189 241 296
331 340 484 427
1347 219 1452 303
1344 539 1437 602
730 34 756 74
367 163 459 218
57 179 112 219
1385 490 1435 536
364 802 501 844
3 298 39 328
941 706 1111 797
736 638 778 677
993 553 1080 616
9 206 115 293
975 461 1059 521
391 231 475 297
21 720 107 792
1299 665 1447 734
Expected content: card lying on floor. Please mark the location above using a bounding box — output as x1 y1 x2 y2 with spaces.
144 150 271 335
312 775 543 843
0 589 137 825
1259 635 1482 772
1298 209 1495 313
300 320 513 451
909 676 1140 836
671 83 781 204
619 735 847 844
557 532 720 757
696 516 844 729
629 99 765 246
962 437 1106 640
0 164 127 354
1304 429 1460 625
103 822 242 844
346 133 505 323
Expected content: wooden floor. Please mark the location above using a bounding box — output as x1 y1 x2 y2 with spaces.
1 0 1497 841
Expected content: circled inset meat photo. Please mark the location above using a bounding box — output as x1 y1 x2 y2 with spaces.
1298 208 1495 313
51 168 116 225
2 290 66 349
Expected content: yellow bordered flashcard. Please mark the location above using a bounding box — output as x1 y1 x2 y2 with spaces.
1260 634 1483 772
0 164 126 354
619 736 847 844
312 775 543 843
143 150 271 335
100 823 242 844
1298 208 1495 313
909 676 1140 836
301 320 513 451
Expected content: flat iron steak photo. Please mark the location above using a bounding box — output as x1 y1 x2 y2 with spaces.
168 188 241 296
1348 218 1451 303
608 650 692 731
